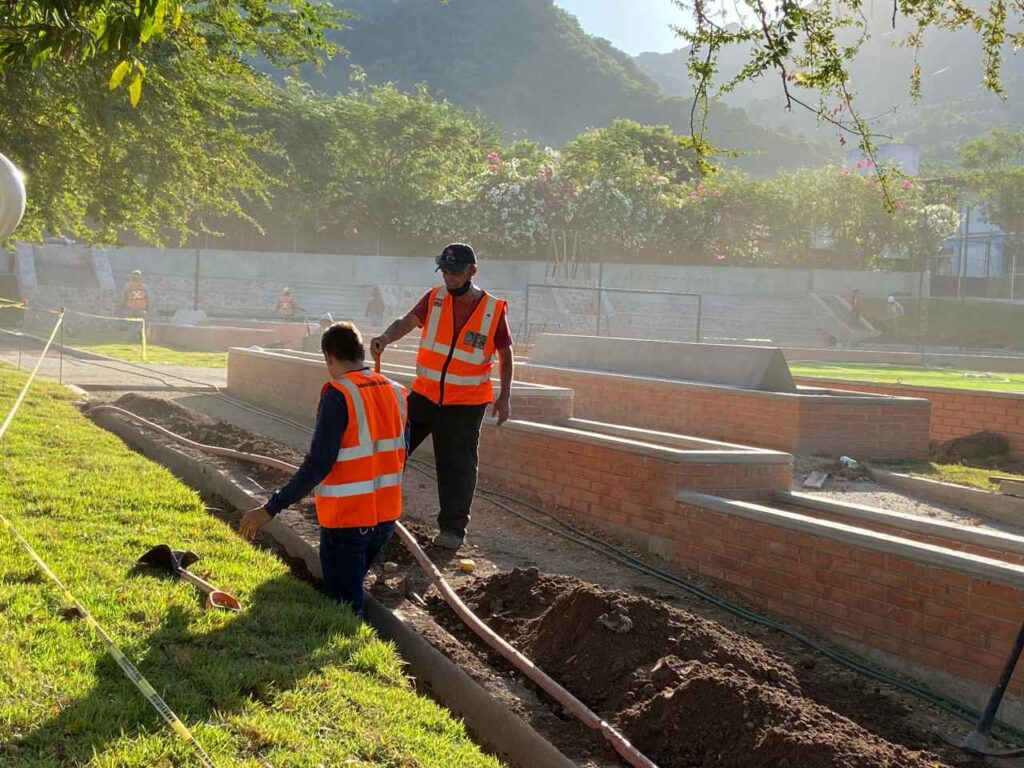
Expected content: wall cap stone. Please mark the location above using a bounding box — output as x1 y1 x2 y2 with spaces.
677 490 1024 588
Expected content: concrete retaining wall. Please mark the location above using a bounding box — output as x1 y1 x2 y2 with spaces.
96 246 924 298
793 378 1024 458
148 324 277 351
530 334 796 392
147 321 311 351
517 363 931 459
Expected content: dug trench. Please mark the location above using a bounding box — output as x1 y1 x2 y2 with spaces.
92 394 975 768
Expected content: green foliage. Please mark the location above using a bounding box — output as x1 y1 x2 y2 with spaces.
0 0 343 104
0 31 280 245
315 0 821 175
961 129 1024 265
671 0 1024 196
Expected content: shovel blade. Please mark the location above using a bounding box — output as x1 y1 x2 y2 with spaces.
138 544 199 575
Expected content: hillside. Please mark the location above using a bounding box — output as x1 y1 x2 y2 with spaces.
635 10 1024 159
299 0 826 174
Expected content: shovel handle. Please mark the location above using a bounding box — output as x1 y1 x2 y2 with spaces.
179 569 242 612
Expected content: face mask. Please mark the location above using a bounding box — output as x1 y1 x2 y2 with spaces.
449 279 474 297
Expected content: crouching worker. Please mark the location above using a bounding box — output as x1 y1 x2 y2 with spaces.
239 322 407 615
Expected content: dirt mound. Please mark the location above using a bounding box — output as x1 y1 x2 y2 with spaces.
456 569 948 768
112 394 304 464
114 393 212 433
932 431 1009 462
461 568 801 711
619 664 939 768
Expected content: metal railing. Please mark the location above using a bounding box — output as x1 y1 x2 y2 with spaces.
523 284 703 342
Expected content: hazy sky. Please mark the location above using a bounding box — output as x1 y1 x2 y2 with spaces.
553 0 689 55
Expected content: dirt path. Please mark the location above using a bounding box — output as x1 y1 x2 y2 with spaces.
88 392 988 767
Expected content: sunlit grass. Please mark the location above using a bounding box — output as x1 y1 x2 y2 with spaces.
0 367 499 768
792 362 1024 393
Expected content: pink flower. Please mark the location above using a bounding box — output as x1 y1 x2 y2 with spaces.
487 152 500 164
896 201 907 212
901 179 914 190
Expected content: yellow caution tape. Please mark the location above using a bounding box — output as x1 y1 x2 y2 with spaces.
0 515 215 766
0 310 212 765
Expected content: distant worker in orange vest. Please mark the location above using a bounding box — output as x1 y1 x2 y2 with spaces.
276 286 299 318
371 243 513 551
239 322 407 615
122 269 149 339
122 269 149 315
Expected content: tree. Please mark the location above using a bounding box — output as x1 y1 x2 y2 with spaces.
671 0 1024 198
331 81 500 252
961 129 1024 276
1 0 342 103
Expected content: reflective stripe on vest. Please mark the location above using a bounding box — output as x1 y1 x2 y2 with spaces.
314 370 406 528
413 286 505 406
126 282 147 309
315 472 403 498
333 377 408 461
415 365 490 387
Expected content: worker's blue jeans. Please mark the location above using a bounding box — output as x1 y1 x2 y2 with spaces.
319 521 395 616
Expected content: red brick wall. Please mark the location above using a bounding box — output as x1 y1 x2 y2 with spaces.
795 400 930 458
675 503 1024 695
476 428 791 553
795 378 1024 458
519 365 929 459
227 350 573 425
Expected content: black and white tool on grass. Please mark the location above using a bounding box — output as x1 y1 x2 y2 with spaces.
138 544 242 612
936 622 1024 758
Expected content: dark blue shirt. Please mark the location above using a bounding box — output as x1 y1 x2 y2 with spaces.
266 385 349 517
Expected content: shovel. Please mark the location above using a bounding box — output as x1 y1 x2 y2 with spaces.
138 544 242 612
936 621 1024 758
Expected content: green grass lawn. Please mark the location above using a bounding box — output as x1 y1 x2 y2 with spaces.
0 367 499 767
876 460 1024 491
74 339 228 368
791 362 1024 393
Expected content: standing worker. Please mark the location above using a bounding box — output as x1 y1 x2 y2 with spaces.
122 269 149 339
848 288 864 347
276 286 301 318
886 295 905 342
371 243 513 551
239 322 407 616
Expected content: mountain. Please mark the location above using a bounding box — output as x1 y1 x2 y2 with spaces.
635 10 1024 161
298 0 826 174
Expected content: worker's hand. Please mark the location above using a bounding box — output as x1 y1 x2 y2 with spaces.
491 394 511 427
370 334 389 361
239 506 272 540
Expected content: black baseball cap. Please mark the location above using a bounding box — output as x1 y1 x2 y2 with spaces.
435 243 477 273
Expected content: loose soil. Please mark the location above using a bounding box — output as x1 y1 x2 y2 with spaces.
95 395 975 768
441 569 945 768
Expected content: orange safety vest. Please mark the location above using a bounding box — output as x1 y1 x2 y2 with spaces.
125 280 148 310
278 293 294 317
314 370 407 529
413 286 506 406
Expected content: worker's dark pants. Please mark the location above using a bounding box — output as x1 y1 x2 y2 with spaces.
319 521 395 616
407 392 487 539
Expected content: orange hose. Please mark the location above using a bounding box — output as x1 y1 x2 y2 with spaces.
86 403 659 768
